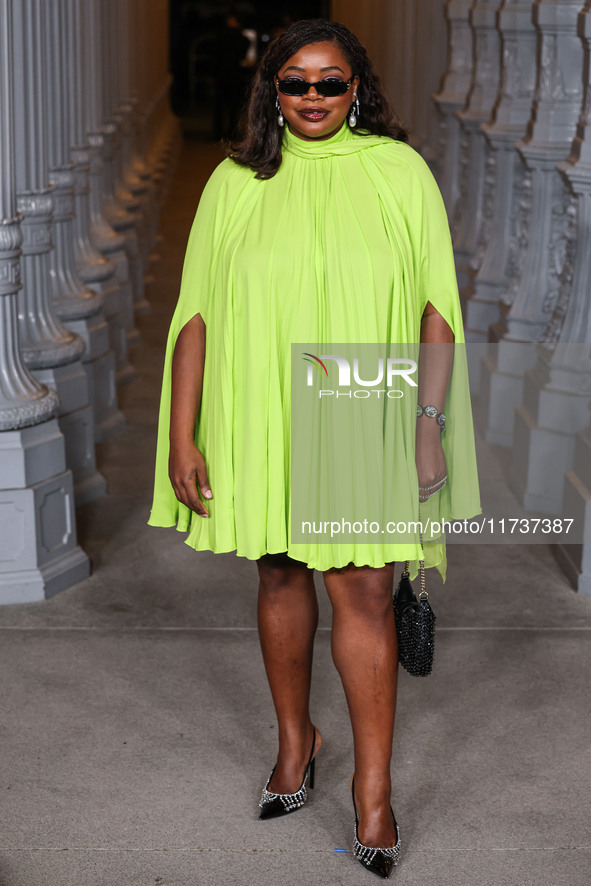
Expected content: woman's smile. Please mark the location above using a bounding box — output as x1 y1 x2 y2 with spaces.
297 107 330 122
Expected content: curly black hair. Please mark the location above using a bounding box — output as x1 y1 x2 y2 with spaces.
227 19 408 179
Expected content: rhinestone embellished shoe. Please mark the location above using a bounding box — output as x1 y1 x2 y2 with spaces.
351 776 401 879
258 727 318 820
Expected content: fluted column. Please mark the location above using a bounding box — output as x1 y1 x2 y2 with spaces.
46 1 102 326
133 0 154 189
550 0 591 345
106 0 143 225
477 0 583 450
132 0 181 273
13 2 83 371
84 4 140 378
475 1 540 441
46 0 124 442
433 2 476 219
508 0 591 514
466 0 538 342
0 0 89 603
500 0 583 343
13 0 108 506
115 0 157 291
128 0 153 198
129 0 160 267
67 0 114 292
99 0 149 322
84 0 137 355
142 0 182 213
452 0 504 292
0 1 58 432
68 0 135 388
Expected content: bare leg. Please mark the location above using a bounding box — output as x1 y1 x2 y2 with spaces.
323 562 398 847
257 553 322 793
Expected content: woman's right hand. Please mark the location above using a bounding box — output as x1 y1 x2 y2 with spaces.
169 440 213 517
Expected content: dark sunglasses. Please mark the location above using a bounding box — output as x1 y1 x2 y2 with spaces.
276 77 354 97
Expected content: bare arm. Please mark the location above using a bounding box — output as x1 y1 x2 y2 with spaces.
168 313 212 517
416 301 454 500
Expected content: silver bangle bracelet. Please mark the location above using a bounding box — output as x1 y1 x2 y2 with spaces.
419 473 448 501
417 403 446 432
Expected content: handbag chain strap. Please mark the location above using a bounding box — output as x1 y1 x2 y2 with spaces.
401 517 427 600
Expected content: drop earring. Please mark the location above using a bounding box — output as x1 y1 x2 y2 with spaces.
349 94 360 128
276 96 285 127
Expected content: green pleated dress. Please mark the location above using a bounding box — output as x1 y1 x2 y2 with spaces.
148 120 481 580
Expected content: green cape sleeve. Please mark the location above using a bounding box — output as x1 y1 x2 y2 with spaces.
148 158 238 529
400 145 482 577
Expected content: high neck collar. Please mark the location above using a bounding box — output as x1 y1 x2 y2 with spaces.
282 119 392 158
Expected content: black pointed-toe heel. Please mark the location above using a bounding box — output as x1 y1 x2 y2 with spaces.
258 727 318 820
351 776 401 879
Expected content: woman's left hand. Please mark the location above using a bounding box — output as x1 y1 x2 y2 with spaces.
416 420 447 501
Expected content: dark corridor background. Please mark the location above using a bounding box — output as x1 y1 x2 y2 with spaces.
169 0 331 138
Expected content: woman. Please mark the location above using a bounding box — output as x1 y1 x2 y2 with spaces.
149 19 480 880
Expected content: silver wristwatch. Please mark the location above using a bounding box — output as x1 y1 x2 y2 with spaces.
416 403 446 432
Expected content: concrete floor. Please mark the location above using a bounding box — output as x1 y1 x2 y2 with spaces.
1 139 591 886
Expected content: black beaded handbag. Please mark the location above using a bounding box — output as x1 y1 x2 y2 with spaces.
393 545 436 677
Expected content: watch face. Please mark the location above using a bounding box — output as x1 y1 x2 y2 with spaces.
424 405 438 418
